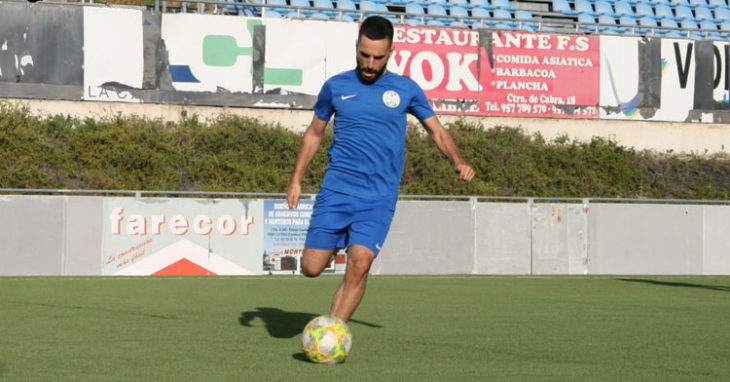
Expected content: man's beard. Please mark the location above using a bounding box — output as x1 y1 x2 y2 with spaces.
357 61 387 84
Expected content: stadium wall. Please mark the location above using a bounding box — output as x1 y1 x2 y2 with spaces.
1 194 729 276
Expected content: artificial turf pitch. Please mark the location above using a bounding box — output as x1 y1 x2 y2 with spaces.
1 275 729 381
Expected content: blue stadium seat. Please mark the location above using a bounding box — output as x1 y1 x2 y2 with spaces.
470 6 491 26
289 0 314 16
698 20 724 38
679 19 705 38
689 0 710 7
668 0 692 8
674 5 696 19
335 0 360 19
491 0 515 10
694 6 715 19
720 20 730 32
619 14 640 33
405 2 425 24
313 0 338 16
635 2 658 18
469 0 493 10
613 1 635 16
574 0 598 15
450 5 470 24
598 15 624 33
714 7 730 21
425 0 447 5
594 0 615 15
427 3 451 23
577 12 597 31
514 10 539 31
492 8 519 28
659 17 685 36
655 3 680 19
707 0 727 8
638 16 660 34
265 0 288 13
552 0 578 15
448 0 470 9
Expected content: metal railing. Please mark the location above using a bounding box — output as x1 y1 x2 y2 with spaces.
2 188 729 205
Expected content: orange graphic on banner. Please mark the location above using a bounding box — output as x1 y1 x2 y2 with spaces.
152 258 216 276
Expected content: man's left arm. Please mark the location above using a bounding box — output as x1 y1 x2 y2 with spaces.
420 116 476 182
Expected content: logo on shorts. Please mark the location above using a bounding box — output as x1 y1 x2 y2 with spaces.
376 243 382 251
382 90 400 108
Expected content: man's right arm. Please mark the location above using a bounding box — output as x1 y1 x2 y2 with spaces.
287 115 329 209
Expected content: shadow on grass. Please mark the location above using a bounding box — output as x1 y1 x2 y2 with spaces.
617 278 730 292
239 307 383 339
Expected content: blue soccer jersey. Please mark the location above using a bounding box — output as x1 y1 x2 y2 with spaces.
313 69 435 200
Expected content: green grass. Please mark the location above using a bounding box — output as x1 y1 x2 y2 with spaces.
1 276 729 381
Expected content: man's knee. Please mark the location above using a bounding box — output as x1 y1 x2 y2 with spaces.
345 245 376 277
301 249 335 277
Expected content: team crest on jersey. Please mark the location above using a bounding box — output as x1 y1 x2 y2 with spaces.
382 90 400 108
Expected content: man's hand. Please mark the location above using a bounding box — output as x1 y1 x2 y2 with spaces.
287 181 301 209
456 164 476 182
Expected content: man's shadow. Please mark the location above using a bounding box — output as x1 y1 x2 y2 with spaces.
239 307 383 339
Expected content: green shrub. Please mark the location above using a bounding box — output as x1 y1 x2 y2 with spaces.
0 103 728 199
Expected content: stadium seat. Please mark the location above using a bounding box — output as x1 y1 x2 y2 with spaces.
654 3 679 19
552 0 577 15
659 17 685 36
313 0 338 16
694 6 715 19
577 12 597 32
450 5 470 25
470 6 490 26
674 5 695 20
714 7 730 21
514 10 539 31
613 1 635 16
635 2 658 18
619 15 641 33
668 0 692 8
707 0 727 7
448 0 469 8
264 0 288 13
288 0 314 16
335 0 360 20
688 0 710 7
574 0 598 15
594 0 615 15
679 18 705 38
469 0 493 10
638 15 660 34
427 3 451 23
492 8 519 28
598 14 624 33
404 2 425 24
490 0 515 10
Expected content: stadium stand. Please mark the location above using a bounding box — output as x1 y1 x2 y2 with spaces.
146 0 730 39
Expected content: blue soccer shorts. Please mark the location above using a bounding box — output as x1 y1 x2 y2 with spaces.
305 188 397 256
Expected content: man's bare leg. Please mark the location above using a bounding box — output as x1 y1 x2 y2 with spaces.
329 244 375 322
301 248 337 277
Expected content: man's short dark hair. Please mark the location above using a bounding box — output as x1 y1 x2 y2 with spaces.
359 16 394 44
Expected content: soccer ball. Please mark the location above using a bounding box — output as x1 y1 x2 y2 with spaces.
301 314 352 364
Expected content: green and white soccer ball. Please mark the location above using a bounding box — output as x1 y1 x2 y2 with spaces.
301 314 352 364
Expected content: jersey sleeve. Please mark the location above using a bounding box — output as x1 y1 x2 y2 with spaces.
313 79 335 122
407 80 435 121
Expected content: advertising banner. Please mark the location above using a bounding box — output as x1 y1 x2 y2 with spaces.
262 199 313 274
391 27 600 117
83 6 144 102
101 198 262 276
391 26 482 114
480 31 600 118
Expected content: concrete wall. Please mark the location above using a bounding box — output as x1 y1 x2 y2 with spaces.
2 194 728 276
